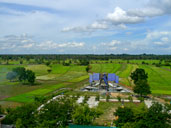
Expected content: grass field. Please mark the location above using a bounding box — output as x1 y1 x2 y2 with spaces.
2 65 89 103
5 83 67 102
0 60 171 105
139 65 171 94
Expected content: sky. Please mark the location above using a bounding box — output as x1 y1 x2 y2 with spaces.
0 0 171 54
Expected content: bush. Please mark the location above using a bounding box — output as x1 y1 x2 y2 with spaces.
128 96 133 102
106 95 110 102
95 95 100 101
83 95 89 104
138 97 144 102
117 96 121 102
0 105 4 114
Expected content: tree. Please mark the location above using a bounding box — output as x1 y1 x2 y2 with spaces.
133 79 151 96
26 70 36 85
19 60 23 65
113 102 171 128
3 103 38 128
86 65 92 73
143 102 171 128
47 69 52 73
130 68 148 84
16 118 24 128
13 67 27 82
114 107 134 127
36 97 75 127
45 61 51 66
79 60 89 66
72 105 101 125
6 72 17 82
9 67 36 85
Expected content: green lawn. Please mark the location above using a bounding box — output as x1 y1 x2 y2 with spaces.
139 65 171 94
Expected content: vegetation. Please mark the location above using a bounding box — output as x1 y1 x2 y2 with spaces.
114 102 171 128
131 68 151 96
130 68 148 84
6 67 36 85
72 104 102 125
3 96 101 127
0 105 4 114
133 79 151 96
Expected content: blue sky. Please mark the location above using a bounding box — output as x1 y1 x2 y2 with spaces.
0 0 171 54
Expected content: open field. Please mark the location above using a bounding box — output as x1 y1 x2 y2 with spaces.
139 65 171 95
0 59 171 106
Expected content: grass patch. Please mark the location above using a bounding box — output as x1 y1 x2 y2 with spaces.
26 65 50 76
5 83 67 103
68 75 89 83
139 65 171 95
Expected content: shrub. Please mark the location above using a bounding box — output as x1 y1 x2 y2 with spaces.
117 96 121 102
95 95 100 101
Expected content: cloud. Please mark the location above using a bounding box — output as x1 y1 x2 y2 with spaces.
100 40 121 51
106 7 143 24
0 34 85 53
61 21 127 33
90 22 108 29
61 0 171 34
150 0 171 14
146 31 171 39
127 0 171 17
101 40 121 46
153 41 163 45
0 34 35 50
161 37 169 42
127 7 164 17
61 21 109 32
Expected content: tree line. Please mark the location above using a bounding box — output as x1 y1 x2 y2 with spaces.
0 54 171 61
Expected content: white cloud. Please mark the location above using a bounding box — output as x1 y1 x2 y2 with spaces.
61 21 108 32
37 41 85 49
0 34 85 52
101 40 121 46
109 47 117 50
90 22 108 29
146 31 171 39
128 7 164 17
161 37 169 42
154 41 163 45
117 24 127 29
106 7 143 24
22 43 34 48
123 48 129 51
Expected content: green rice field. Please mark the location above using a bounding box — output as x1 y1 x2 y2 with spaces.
0 59 171 105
